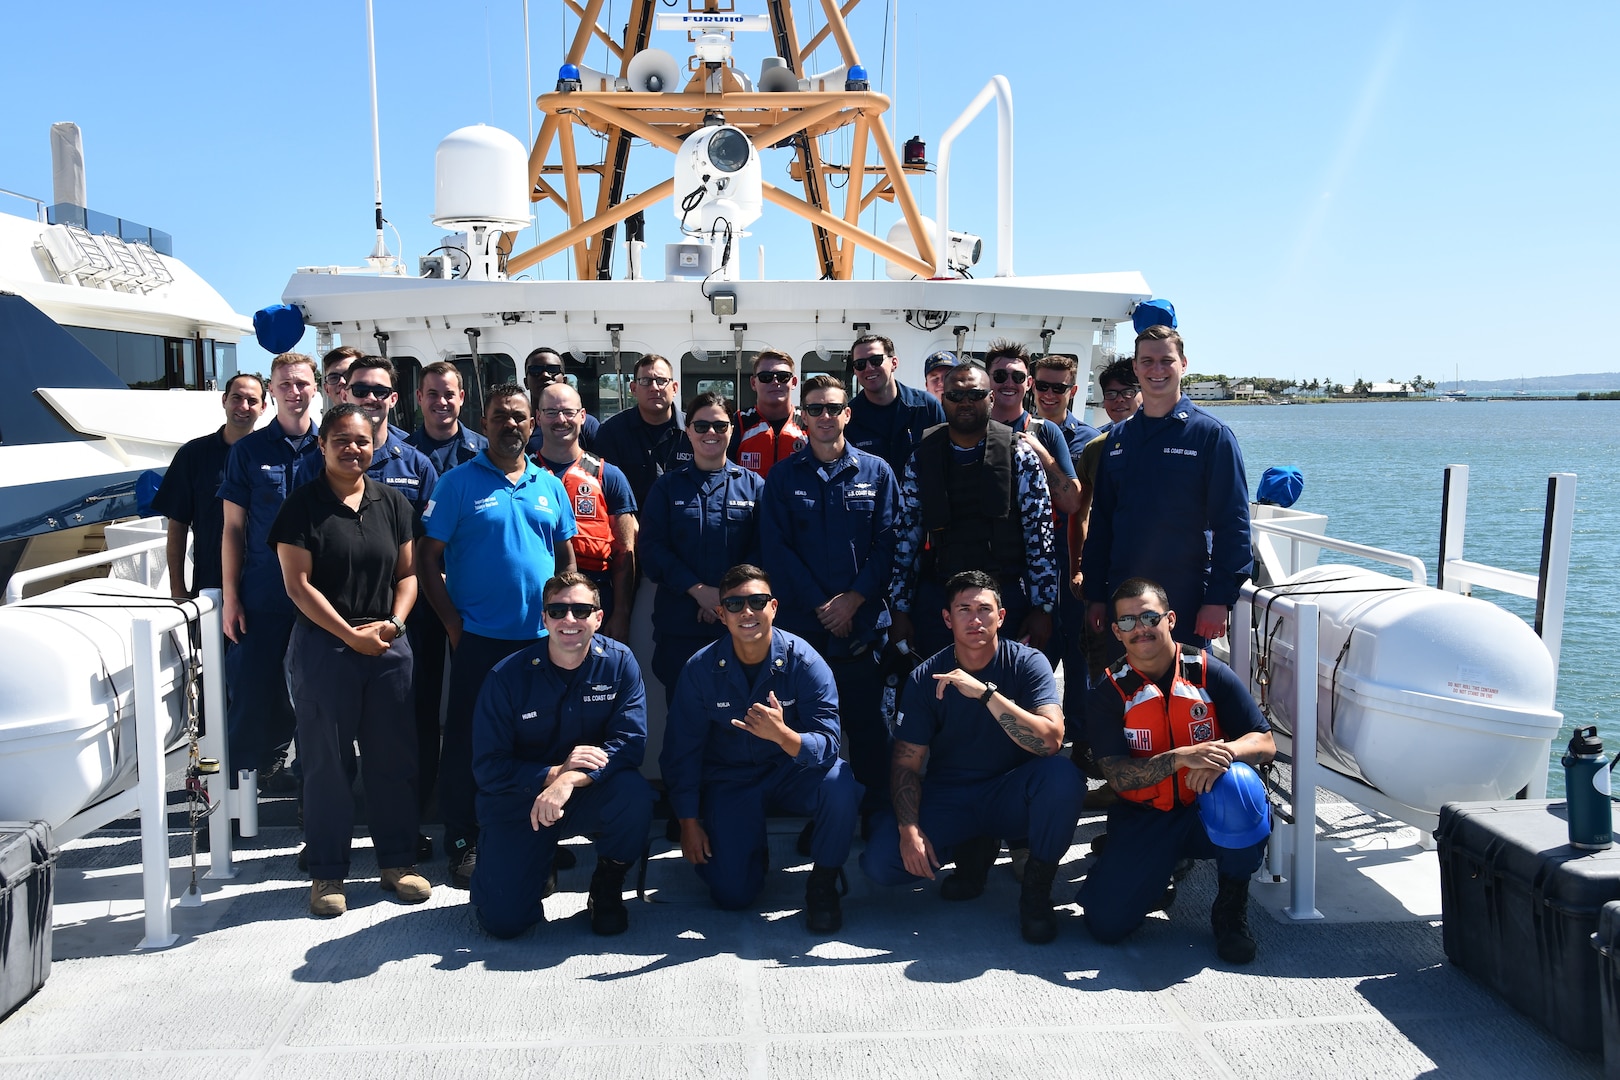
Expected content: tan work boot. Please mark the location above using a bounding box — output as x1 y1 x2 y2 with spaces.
380 866 432 903
310 879 347 917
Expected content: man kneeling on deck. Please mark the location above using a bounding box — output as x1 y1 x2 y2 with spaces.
1079 577 1275 963
860 570 1081 944
471 573 654 938
660 564 863 933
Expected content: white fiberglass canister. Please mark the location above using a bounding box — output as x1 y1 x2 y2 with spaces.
1255 565 1562 813
0 579 193 829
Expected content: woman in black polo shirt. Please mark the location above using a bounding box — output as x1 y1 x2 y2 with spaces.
271 404 429 917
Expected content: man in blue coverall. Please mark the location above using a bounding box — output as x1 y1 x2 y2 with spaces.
418 385 578 889
660 565 863 933
218 353 322 779
639 391 764 705
407 360 487 475
593 353 691 506
760 374 899 826
1079 578 1274 964
470 572 654 938
845 332 946 478
295 355 436 514
1083 325 1252 653
860 570 1081 944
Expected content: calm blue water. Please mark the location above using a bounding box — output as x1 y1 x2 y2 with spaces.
1219 400 1620 794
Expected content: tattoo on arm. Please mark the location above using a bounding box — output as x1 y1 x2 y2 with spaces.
890 741 928 826
1096 753 1178 792
996 711 1052 756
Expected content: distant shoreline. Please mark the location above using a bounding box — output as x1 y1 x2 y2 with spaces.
1199 395 1614 407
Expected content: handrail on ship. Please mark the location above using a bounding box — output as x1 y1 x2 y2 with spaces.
934 75 1014 278
1249 519 1428 585
4 535 170 604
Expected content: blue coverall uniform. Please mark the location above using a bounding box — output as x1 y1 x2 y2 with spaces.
846 380 944 479
470 636 654 938
592 408 691 506
861 638 1083 885
759 445 899 811
217 417 321 773
660 629 864 909
407 421 487 477
1078 650 1270 942
1081 394 1251 650
638 462 764 703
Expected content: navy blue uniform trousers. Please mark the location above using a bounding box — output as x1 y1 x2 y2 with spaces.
473 770 655 939
405 603 449 817
225 607 297 775
861 756 1082 885
825 652 889 814
442 631 540 846
1079 798 1268 943
699 756 863 910
286 622 418 879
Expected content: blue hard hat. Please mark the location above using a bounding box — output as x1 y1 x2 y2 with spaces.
253 303 305 355
1132 298 1177 333
1257 465 1304 508
1197 761 1272 849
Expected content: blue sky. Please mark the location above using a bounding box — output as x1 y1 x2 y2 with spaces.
3 2 1614 384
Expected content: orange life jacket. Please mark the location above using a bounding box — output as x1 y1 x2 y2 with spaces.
1105 646 1225 810
735 409 806 478
559 452 615 573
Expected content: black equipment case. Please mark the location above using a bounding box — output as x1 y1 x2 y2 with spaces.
0 820 54 1020
1592 901 1620 1077
1438 799 1620 1053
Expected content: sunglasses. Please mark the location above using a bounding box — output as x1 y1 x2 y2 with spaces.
347 383 394 399
943 388 992 403
850 355 887 372
991 368 1028 385
1113 611 1168 631
801 401 847 417
719 593 774 613
527 365 565 379
1033 379 1073 395
1102 387 1140 401
689 419 731 434
635 375 673 388
543 602 600 620
753 370 793 385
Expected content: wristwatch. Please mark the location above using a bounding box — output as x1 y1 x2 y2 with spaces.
979 681 998 704
388 615 407 638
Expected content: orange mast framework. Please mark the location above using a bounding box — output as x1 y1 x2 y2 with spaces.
507 0 937 282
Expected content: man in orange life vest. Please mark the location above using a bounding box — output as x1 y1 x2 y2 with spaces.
1079 577 1274 964
534 382 638 644
729 348 806 479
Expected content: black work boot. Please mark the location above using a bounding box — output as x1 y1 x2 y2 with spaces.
940 835 999 901
1211 875 1257 964
805 865 843 934
588 857 633 936
1017 856 1061 944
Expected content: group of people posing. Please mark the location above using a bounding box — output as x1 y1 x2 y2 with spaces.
153 321 1274 965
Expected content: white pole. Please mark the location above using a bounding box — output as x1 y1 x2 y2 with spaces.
199 589 237 880
933 75 1014 278
366 0 390 263
1287 600 1324 921
524 0 537 251
133 618 179 949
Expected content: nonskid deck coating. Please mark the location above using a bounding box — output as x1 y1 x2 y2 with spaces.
0 795 1600 1079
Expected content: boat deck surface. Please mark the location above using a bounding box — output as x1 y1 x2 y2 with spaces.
0 787 1600 1080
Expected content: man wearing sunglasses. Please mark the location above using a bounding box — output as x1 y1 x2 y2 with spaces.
860 571 1079 944
845 332 945 478
468 572 653 939
1079 578 1273 964
728 349 806 479
1082 325 1252 654
419 385 578 889
985 341 1083 520
889 363 1059 659
593 353 691 506
297 356 436 518
533 382 638 644
660 565 861 934
760 375 900 831
522 347 599 457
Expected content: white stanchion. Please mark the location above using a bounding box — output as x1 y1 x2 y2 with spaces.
199 588 237 880
131 617 178 949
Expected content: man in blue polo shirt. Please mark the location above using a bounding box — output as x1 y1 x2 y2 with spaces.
218 353 322 780
407 360 487 475
419 384 578 889
860 570 1081 944
155 372 266 598
471 572 653 939
1082 325 1252 654
760 374 899 828
845 333 945 478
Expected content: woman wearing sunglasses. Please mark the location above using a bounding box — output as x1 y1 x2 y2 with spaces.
639 392 766 706
270 405 429 917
